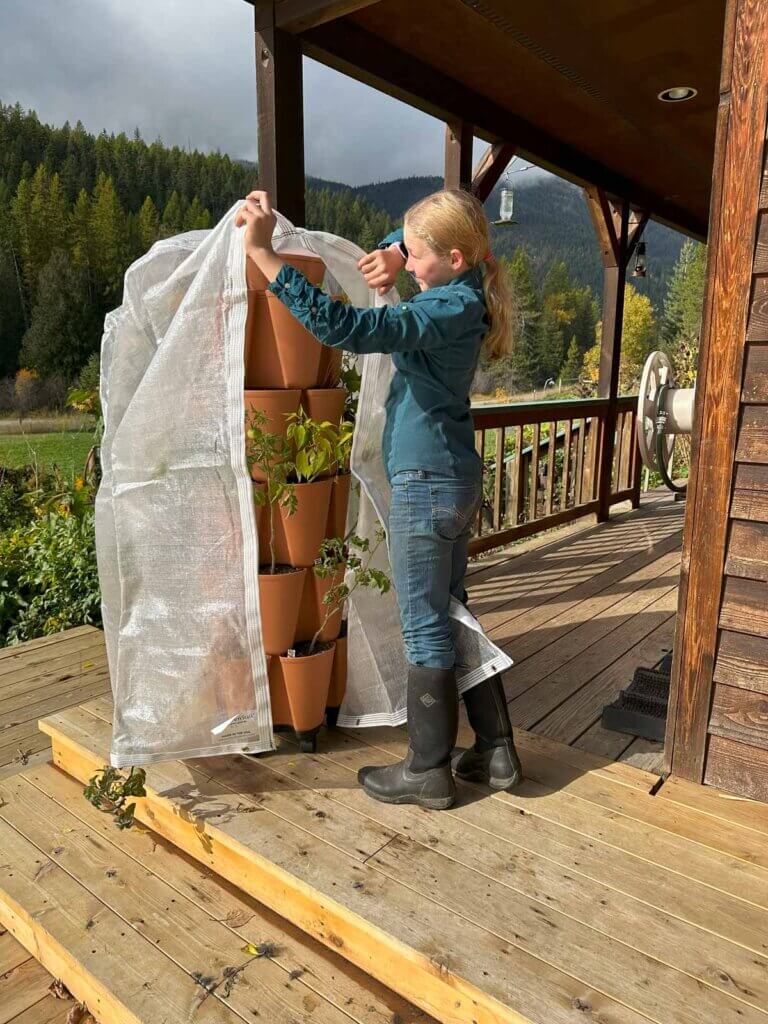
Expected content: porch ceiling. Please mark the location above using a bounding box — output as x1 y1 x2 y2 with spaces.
294 0 727 238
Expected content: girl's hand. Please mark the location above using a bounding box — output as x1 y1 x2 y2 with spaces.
235 190 277 255
358 244 405 296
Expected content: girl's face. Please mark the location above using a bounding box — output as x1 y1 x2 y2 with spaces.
403 226 469 292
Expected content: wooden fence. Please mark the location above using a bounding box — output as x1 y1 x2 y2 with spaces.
469 396 642 555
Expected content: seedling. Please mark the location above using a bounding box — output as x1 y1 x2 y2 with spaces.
83 765 147 830
245 408 297 574
308 525 389 654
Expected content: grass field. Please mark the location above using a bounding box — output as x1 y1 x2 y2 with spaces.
0 431 95 478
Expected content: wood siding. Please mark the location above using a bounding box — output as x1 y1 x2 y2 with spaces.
668 0 768 802
707 139 768 800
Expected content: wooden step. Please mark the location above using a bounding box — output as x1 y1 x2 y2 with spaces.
29 701 768 1024
0 761 433 1024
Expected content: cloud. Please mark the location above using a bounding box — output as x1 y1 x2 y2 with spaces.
0 0 547 186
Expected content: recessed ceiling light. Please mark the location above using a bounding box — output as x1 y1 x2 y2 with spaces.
658 86 697 102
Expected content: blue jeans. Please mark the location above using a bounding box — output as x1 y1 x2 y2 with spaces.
388 468 483 669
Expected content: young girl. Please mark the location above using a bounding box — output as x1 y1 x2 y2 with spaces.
236 188 522 810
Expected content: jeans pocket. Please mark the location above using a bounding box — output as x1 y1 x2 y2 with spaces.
431 482 481 541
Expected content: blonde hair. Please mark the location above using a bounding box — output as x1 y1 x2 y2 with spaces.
403 189 517 359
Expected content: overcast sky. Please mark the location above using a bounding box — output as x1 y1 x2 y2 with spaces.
0 0 545 187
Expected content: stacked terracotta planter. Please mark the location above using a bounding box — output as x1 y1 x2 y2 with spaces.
246 253 349 752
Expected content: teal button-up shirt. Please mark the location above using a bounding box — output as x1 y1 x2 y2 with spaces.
267 229 486 483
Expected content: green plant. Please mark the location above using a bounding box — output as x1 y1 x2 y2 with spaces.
285 407 337 482
83 766 147 830
245 408 297 575
340 354 361 422
308 526 389 654
0 504 100 645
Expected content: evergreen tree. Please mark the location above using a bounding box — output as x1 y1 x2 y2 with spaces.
19 250 101 380
506 249 541 388
90 173 125 303
661 239 707 387
161 190 183 234
137 195 160 253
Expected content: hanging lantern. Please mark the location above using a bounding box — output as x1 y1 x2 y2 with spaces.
633 241 647 278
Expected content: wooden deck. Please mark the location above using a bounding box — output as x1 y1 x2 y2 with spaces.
468 487 684 773
0 694 764 1024
5 492 768 1024
0 488 683 783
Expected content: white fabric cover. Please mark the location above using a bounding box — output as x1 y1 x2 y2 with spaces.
97 205 512 766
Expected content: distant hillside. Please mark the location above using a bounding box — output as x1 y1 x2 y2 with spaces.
349 174 685 311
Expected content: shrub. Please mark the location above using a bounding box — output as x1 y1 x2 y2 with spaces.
0 505 101 645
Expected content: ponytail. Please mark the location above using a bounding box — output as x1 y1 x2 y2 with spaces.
480 257 516 359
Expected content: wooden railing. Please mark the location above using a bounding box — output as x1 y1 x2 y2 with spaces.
469 396 642 555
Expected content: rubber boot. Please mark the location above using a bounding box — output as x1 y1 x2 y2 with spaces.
452 673 523 790
358 665 458 810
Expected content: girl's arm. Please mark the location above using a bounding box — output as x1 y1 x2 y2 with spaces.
268 263 477 356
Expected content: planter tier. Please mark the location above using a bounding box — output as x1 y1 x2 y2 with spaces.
258 567 307 656
317 344 343 388
302 387 347 427
246 251 325 291
295 567 345 645
327 472 351 540
245 387 349 482
245 291 323 389
268 643 336 743
326 631 347 722
245 389 302 481
269 477 334 567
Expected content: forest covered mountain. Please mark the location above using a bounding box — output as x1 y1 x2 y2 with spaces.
0 101 699 400
353 174 685 310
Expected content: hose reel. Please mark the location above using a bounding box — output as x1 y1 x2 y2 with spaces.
636 351 695 494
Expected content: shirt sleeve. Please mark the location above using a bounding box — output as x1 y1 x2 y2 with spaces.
267 263 473 356
377 227 407 259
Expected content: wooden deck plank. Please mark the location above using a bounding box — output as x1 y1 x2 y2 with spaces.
0 771 393 1024
0 633 104 679
0 958 54 1024
249 731 768 1018
508 584 678 730
38 706 658 1024
22 763 433 1024
0 815 250 1024
498 545 680 703
0 649 108 704
617 738 665 774
0 627 97 663
336 721 768 904
658 774 768 839
535 601 677 742
481 521 682 651
470 502 683 634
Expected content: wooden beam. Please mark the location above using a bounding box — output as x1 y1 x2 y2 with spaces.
445 119 474 191
584 186 620 267
667 0 768 784
255 3 306 226
302 19 706 238
471 142 516 203
270 0 383 33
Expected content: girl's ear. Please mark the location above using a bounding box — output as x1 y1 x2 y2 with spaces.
449 248 467 271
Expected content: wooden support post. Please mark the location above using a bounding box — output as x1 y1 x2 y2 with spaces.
445 119 474 191
666 0 768 784
471 142 516 202
584 188 648 522
255 2 306 226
